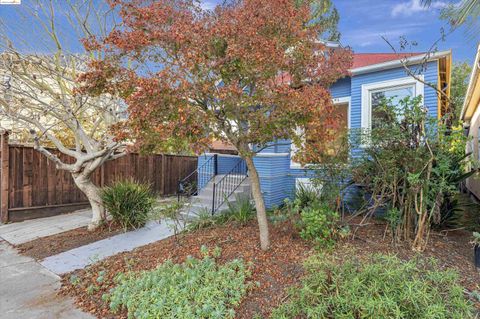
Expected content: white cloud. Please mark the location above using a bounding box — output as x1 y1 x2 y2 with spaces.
391 0 447 17
342 22 427 48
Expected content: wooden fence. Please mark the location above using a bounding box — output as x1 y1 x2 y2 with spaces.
0 133 197 222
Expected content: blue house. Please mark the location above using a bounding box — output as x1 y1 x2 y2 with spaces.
181 51 452 213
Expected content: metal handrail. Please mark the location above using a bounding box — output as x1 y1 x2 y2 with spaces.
211 158 248 214
177 154 217 200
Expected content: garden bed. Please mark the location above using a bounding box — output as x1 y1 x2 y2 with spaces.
17 222 124 260
60 218 480 318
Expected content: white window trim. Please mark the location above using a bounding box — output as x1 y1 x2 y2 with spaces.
290 96 351 169
361 76 424 130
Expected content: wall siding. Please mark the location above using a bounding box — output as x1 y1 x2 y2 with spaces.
253 154 291 208
197 154 244 189
330 77 351 98
350 61 439 129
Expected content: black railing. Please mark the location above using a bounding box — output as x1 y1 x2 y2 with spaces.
211 158 248 214
178 154 217 200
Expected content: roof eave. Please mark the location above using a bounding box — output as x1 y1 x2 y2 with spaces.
350 50 452 76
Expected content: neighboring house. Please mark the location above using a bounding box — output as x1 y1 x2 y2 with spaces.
208 140 238 155
461 44 480 200
181 50 453 213
0 53 127 145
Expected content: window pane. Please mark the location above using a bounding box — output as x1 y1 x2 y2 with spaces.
371 86 414 128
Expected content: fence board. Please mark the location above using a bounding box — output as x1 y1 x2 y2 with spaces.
0 133 197 222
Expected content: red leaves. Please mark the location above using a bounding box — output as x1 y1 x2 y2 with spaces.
81 0 352 156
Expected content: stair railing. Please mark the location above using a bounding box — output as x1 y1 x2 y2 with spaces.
178 154 217 201
211 158 248 214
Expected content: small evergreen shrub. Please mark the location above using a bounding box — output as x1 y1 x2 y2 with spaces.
271 254 474 319
186 209 217 231
225 194 255 225
298 202 339 248
294 183 320 210
101 180 155 231
106 246 251 319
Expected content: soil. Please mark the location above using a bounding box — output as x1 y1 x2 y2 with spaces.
17 222 124 260
60 218 480 319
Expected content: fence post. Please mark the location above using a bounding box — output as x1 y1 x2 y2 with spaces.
160 154 166 195
1 131 9 223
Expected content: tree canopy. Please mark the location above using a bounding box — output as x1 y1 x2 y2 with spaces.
81 0 352 249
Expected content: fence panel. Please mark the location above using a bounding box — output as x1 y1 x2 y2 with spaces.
0 133 197 222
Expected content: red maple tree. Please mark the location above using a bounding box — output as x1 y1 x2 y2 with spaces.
81 0 352 250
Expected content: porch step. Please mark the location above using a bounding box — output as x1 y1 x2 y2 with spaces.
180 176 251 220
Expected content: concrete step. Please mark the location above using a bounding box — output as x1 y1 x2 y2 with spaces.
180 174 252 222
196 188 250 201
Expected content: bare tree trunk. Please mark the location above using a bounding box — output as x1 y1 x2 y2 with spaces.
73 171 105 230
245 156 270 251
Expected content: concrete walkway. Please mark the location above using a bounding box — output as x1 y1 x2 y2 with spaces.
42 220 176 275
0 240 94 319
0 209 91 245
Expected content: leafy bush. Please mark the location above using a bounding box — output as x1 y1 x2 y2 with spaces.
352 96 473 250
297 202 340 248
106 246 251 319
472 231 480 245
225 194 255 225
272 254 474 319
101 180 155 231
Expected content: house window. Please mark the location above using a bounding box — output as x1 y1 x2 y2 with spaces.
361 76 424 130
370 85 414 129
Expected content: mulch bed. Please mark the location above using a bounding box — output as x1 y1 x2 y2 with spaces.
60 218 480 318
17 222 124 260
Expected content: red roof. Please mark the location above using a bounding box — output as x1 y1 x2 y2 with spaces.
209 140 237 151
352 53 424 69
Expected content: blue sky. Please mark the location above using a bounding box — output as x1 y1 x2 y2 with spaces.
0 0 477 64
202 0 478 64
334 0 476 63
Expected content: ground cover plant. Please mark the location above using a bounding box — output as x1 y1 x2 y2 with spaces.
61 217 480 318
101 180 156 231
105 246 251 319
271 253 475 319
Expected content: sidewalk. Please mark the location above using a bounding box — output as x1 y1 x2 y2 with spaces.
41 220 176 274
0 240 94 319
0 209 91 245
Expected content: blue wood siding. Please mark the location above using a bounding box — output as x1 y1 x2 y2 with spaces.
254 139 291 154
350 61 439 129
253 154 291 208
330 77 351 98
197 154 243 189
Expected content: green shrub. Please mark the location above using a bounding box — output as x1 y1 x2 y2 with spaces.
271 254 474 319
298 202 339 248
225 194 255 225
106 246 251 319
186 209 217 231
294 183 320 210
186 196 254 231
101 180 155 231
